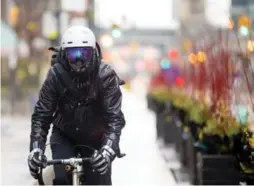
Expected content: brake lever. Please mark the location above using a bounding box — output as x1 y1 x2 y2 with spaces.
37 167 45 185
117 153 126 158
48 46 60 52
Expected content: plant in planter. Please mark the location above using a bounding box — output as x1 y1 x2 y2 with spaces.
181 33 243 155
188 100 211 141
232 42 254 183
148 86 170 112
236 127 254 171
147 69 170 111
197 100 241 154
170 90 193 125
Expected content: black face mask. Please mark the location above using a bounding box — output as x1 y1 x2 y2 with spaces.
65 47 95 77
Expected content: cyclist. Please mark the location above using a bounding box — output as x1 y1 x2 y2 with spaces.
28 25 126 185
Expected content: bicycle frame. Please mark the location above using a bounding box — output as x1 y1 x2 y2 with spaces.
72 160 84 186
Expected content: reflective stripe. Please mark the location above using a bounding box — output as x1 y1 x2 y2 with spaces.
102 145 115 156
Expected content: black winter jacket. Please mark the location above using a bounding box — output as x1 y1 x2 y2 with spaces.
30 61 125 151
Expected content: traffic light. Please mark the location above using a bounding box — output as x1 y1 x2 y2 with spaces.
9 6 19 26
238 15 251 36
111 24 122 39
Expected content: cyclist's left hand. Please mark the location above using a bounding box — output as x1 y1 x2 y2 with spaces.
90 146 115 175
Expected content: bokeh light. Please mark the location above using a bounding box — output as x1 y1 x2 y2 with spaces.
100 34 113 47
111 29 122 39
160 58 171 69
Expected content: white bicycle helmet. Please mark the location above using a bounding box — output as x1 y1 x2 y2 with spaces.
61 25 96 49
60 26 97 76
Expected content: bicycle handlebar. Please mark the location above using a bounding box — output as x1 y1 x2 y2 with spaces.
47 157 92 166
46 153 126 165
37 157 92 185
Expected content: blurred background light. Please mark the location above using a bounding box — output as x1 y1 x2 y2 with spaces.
100 34 113 47
239 26 249 36
111 29 122 39
8 6 19 26
160 58 171 69
238 15 251 36
248 40 254 52
183 40 192 52
228 18 234 29
197 51 206 62
188 53 197 64
135 60 145 71
168 48 179 61
176 76 184 87
130 41 139 52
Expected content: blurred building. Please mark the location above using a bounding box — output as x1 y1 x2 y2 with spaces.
176 0 235 55
176 0 206 56
1 0 7 22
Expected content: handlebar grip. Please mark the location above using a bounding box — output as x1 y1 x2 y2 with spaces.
47 159 62 165
82 157 92 161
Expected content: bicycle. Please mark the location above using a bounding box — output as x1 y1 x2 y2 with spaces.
37 144 126 185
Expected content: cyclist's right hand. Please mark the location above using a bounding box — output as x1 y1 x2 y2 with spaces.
28 148 47 179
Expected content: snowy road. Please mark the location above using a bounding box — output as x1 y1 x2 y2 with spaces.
1 91 176 185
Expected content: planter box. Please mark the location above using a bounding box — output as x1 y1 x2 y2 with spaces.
177 127 188 167
147 94 156 111
185 136 198 184
174 108 186 124
151 99 166 139
241 173 254 185
196 152 240 185
179 136 240 185
163 107 180 145
168 107 186 154
174 124 183 154
146 94 166 113
156 112 166 139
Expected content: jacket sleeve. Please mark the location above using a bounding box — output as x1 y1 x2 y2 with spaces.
30 68 59 151
100 65 126 150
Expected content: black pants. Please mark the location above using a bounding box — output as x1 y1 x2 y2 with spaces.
50 127 112 185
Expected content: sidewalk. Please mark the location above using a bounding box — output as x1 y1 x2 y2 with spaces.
112 91 176 185
1 116 35 185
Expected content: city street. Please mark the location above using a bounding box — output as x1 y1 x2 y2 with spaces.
2 0 252 185
1 90 176 185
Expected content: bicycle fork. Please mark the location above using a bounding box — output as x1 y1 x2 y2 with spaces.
72 162 84 186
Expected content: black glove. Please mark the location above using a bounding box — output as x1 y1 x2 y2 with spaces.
91 145 116 175
28 147 47 179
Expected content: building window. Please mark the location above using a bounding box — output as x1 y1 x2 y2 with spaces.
232 0 248 6
191 0 204 15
